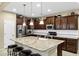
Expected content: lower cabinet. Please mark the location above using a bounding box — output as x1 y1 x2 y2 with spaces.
53 37 78 53
66 39 78 53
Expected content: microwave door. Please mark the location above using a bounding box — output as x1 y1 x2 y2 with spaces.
46 25 54 29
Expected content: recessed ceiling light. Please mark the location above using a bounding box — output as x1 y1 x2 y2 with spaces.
12 8 16 12
48 9 51 12
36 4 41 7
32 13 35 16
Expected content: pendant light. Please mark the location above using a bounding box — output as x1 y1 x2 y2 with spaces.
30 2 34 26
39 2 44 25
23 4 26 26
30 18 33 25
39 17 44 24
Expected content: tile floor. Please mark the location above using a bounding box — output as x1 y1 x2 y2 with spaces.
0 48 79 56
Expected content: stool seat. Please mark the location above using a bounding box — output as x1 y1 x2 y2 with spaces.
8 44 17 48
13 47 23 56
30 53 41 56
13 47 23 52
7 44 18 56
19 50 32 56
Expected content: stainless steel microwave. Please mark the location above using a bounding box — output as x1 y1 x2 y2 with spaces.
46 24 54 29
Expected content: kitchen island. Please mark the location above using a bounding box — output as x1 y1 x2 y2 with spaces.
12 36 64 56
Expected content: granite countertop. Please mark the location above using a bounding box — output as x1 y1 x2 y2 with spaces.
54 34 79 39
33 33 79 39
13 36 64 52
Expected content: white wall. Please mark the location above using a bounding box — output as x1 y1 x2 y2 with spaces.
0 12 4 48
0 12 16 48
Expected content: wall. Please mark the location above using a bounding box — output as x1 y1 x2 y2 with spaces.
0 11 16 48
0 12 4 48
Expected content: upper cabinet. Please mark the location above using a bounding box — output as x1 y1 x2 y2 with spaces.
34 19 46 29
16 14 78 30
55 16 61 29
55 15 78 30
60 17 67 30
55 16 67 30
34 20 40 29
16 16 23 25
67 15 78 30
45 16 55 29
45 16 55 25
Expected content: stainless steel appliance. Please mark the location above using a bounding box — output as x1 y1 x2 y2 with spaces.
46 24 54 29
16 25 23 37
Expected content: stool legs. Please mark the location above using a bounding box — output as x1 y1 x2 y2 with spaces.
7 49 9 56
7 49 13 56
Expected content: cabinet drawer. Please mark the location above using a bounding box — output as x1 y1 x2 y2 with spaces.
66 39 77 44
66 44 77 53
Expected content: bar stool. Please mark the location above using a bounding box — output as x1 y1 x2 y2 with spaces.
19 50 32 56
7 44 17 56
13 47 23 56
30 53 41 56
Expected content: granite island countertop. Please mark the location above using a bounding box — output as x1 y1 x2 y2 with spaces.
12 36 64 52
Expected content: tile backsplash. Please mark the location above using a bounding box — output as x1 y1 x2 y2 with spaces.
27 30 79 36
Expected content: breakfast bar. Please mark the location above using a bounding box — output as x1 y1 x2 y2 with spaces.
12 36 64 56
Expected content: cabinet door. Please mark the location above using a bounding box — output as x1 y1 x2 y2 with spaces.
45 17 51 24
55 17 61 29
49 17 54 24
34 20 39 29
16 17 23 25
67 15 78 30
27 20 30 29
66 39 78 53
60 17 67 30
46 17 54 24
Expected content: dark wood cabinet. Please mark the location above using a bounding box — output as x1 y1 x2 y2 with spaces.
34 17 55 29
55 16 61 29
34 20 39 29
67 15 78 30
55 15 78 30
45 17 51 24
53 37 78 53
53 37 66 50
34 20 45 29
27 20 30 29
16 15 78 30
60 17 67 30
66 39 78 53
16 15 28 25
16 17 23 25
46 16 54 24
44 16 55 29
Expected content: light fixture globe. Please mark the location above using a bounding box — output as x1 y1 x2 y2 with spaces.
23 21 26 26
30 18 34 25
39 17 44 25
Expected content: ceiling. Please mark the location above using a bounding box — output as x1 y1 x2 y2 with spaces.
0 2 9 12
0 3 2 6
3 2 79 17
